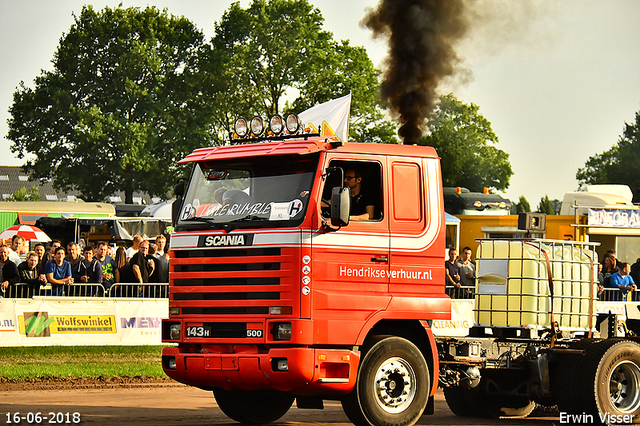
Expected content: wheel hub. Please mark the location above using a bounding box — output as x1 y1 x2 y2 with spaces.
373 357 417 414
608 360 640 413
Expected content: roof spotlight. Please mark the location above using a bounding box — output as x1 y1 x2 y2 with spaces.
234 117 248 138
250 116 264 136
270 115 284 135
286 113 301 134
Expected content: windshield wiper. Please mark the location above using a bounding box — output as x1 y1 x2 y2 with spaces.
180 216 228 229
182 215 216 223
228 215 267 223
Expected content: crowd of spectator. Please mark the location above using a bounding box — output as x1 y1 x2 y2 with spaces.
445 245 638 302
597 249 638 301
0 233 169 298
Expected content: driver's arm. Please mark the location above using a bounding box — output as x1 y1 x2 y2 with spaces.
350 205 374 221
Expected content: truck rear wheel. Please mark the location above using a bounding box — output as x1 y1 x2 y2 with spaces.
342 337 429 426
553 338 600 415
573 340 640 423
213 389 294 424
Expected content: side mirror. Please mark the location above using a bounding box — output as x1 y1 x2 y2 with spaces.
172 178 186 226
331 187 350 227
174 179 186 197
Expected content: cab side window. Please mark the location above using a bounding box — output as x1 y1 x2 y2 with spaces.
321 161 383 221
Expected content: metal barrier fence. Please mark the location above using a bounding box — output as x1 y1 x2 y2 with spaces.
444 285 639 302
1 282 169 298
598 287 640 302
445 285 475 299
4 282 635 302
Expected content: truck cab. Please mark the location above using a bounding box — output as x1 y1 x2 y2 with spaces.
162 118 450 426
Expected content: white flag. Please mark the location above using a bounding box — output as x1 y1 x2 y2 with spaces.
298 93 351 142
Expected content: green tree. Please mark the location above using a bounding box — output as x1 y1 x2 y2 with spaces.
421 94 513 191
577 110 640 190
211 0 393 142
8 5 220 203
5 185 41 202
537 195 555 215
515 196 531 213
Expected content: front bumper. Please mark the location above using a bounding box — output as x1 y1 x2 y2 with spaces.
162 345 359 395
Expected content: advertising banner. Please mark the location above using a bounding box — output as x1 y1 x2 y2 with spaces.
431 299 474 337
0 298 167 346
588 208 640 228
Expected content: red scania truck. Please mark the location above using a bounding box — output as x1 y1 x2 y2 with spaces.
162 114 640 426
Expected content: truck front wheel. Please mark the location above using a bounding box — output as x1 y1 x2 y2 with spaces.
213 389 294 424
342 337 429 426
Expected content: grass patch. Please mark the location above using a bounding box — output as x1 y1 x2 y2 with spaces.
0 346 166 380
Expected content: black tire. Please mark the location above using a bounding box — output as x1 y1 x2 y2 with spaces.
573 340 640 423
342 336 430 426
443 384 535 418
443 386 489 417
553 338 600 415
213 389 294 424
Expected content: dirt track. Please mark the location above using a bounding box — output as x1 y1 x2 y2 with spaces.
0 380 558 426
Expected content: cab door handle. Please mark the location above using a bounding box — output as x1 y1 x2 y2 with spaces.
371 256 388 262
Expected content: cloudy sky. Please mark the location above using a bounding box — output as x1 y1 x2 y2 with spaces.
1 0 639 206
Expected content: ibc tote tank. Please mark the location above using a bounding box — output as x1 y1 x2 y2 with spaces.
474 239 597 332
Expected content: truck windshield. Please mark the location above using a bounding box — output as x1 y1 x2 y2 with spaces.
178 155 318 229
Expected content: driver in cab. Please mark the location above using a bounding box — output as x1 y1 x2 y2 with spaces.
344 169 374 221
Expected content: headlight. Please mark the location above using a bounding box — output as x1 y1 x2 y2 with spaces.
163 356 177 370
250 116 264 136
269 115 284 135
169 307 180 315
270 306 292 315
272 322 291 341
169 324 181 340
271 358 289 371
234 117 249 137
285 114 300 133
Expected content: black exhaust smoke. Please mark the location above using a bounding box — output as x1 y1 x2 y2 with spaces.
364 0 467 144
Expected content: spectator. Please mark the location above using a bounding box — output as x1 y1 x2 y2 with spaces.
601 254 618 298
630 257 640 285
601 249 616 268
610 262 636 301
597 263 605 299
66 242 84 284
155 235 168 258
47 240 61 262
131 241 154 297
45 246 73 296
445 248 461 297
18 251 46 297
114 247 133 283
79 245 103 284
126 235 143 261
8 235 25 265
0 244 19 296
455 247 476 290
94 241 116 292
33 243 47 275
148 244 169 284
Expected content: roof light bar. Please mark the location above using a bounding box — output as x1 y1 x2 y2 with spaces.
250 116 264 136
269 115 284 135
286 114 300 134
234 117 249 138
